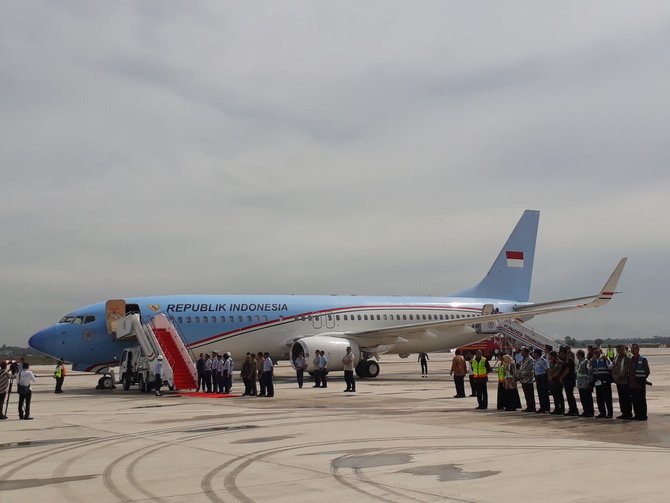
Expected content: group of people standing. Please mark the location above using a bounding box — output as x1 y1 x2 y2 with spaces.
293 346 357 392
195 351 275 398
460 343 651 421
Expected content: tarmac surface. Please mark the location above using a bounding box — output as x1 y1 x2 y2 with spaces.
1 349 669 502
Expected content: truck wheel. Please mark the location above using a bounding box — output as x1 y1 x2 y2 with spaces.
101 376 114 390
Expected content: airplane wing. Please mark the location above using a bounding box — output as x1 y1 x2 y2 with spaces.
341 257 627 349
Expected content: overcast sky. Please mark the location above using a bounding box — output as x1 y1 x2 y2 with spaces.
2 2 669 347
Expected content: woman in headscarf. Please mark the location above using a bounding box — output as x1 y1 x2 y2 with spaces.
502 354 522 411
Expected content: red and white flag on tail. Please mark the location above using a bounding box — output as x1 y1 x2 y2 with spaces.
506 251 524 268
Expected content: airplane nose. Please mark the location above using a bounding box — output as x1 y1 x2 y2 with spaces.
29 326 55 354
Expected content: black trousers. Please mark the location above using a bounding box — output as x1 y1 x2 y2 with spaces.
473 379 488 409
563 381 578 413
0 392 6 417
344 370 356 391
55 377 64 393
535 374 550 412
453 375 465 397
204 370 212 392
320 369 328 387
616 383 632 417
296 369 304 388
197 373 205 392
18 389 32 419
630 386 647 419
420 361 428 375
468 375 475 395
578 387 595 416
550 381 564 413
313 369 321 387
521 382 536 411
595 383 613 416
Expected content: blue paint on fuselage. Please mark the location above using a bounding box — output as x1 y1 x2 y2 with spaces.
29 294 523 372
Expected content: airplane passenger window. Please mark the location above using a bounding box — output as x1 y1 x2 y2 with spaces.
439 314 444 320
364 315 368 320
186 317 192 323
263 315 268 321
255 316 260 322
357 315 362 320
396 315 401 320
403 315 407 320
195 316 200 323
383 314 387 320
450 315 454 319
409 315 414 320
247 316 252 322
422 315 427 320
336 315 340 321
229 316 234 323
376 315 381 320
178 317 183 323
83 315 96 324
238 316 243 322
328 315 332 320
203 316 208 323
343 315 348 320
220 317 225 323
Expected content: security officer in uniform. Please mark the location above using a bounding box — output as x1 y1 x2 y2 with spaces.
591 348 613 418
54 359 66 394
471 350 491 409
629 343 650 421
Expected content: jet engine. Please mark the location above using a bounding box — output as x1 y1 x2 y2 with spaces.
290 335 359 372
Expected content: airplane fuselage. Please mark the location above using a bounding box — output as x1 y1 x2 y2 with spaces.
29 294 518 372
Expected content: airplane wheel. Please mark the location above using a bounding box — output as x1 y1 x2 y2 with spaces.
355 361 369 378
366 360 380 378
100 376 114 390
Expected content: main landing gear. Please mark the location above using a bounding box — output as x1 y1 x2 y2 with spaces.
355 359 380 378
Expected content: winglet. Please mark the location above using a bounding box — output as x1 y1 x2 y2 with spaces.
589 257 627 307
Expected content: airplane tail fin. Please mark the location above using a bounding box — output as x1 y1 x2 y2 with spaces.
451 210 540 302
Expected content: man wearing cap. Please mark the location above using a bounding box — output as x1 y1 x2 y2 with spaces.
154 355 164 396
222 352 233 394
204 353 212 393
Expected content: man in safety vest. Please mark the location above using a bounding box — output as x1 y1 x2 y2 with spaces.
628 343 651 421
54 359 66 394
471 350 491 409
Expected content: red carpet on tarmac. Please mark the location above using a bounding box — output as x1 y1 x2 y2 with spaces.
177 392 240 398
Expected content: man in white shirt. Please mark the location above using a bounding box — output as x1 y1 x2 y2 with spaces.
17 362 37 420
262 353 274 397
222 353 233 394
318 351 328 388
154 355 164 396
342 347 356 392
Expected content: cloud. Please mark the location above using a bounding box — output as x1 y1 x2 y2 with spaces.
1 2 670 345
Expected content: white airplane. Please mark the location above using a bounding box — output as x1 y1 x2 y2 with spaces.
29 210 626 380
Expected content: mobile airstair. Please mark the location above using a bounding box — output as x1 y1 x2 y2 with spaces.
115 313 197 391
496 320 563 351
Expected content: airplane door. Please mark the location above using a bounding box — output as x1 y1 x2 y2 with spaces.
325 313 335 329
106 299 126 334
312 315 323 329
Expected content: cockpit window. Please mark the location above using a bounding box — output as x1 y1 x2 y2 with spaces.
59 314 96 324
